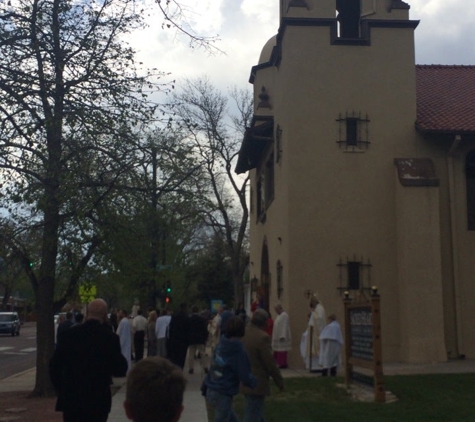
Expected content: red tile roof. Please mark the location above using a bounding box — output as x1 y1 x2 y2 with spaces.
416 65 475 133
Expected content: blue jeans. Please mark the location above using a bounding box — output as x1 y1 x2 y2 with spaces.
206 389 239 422
243 395 265 422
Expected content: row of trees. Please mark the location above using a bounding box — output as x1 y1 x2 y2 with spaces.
0 0 251 396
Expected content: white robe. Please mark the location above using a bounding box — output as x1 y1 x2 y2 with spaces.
117 317 132 372
272 311 291 351
319 320 344 369
301 303 326 369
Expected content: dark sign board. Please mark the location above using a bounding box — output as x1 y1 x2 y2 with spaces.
344 294 385 402
349 307 373 361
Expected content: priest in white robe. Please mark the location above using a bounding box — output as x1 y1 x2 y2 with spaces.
301 296 326 371
116 309 132 372
272 304 291 368
319 314 344 376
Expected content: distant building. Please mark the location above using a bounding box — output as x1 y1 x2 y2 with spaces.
237 0 475 365
0 295 27 321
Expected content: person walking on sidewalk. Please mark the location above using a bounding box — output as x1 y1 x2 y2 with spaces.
204 316 257 422
241 309 284 422
124 356 186 422
156 308 172 357
49 298 128 422
132 309 147 362
117 309 133 372
56 311 74 340
167 303 191 369
147 310 158 357
187 305 209 374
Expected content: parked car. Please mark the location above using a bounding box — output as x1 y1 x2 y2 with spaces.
0 311 20 336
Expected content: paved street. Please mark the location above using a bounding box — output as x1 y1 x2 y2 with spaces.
0 322 36 379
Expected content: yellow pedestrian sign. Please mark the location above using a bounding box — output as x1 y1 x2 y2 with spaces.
79 284 97 303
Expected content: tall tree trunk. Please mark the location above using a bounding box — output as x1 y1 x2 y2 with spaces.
32 177 60 397
31 164 61 393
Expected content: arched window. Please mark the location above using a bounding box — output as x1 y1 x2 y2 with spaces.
466 150 475 230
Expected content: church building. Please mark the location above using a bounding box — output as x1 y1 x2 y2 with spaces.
236 0 475 365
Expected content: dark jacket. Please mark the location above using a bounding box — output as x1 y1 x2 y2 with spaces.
167 311 191 368
189 313 209 345
49 318 127 417
56 319 74 339
220 310 234 332
205 335 257 397
241 323 283 396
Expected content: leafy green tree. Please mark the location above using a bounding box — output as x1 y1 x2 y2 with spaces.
94 125 207 310
171 77 253 304
0 0 163 396
185 233 234 307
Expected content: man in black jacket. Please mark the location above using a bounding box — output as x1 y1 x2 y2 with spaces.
187 306 209 374
167 303 190 369
50 298 128 422
56 311 74 340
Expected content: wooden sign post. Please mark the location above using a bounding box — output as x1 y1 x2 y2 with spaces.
344 289 385 402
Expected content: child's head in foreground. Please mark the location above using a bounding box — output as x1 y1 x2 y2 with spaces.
124 356 187 422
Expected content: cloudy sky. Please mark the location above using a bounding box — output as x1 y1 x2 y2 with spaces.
130 0 475 99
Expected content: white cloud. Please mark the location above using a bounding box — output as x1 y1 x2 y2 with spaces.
409 0 475 64
183 0 224 33
128 0 475 101
241 0 279 24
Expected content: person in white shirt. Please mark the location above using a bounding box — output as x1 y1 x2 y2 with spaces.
132 309 147 362
117 309 132 372
272 304 291 368
155 308 172 357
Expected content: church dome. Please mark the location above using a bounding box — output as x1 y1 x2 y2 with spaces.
258 35 277 64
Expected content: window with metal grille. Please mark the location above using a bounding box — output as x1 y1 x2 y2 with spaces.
256 153 275 223
276 260 283 300
275 125 283 163
337 256 372 293
336 112 370 151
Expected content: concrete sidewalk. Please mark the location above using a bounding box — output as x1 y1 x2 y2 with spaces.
0 365 209 422
108 365 208 422
3 358 475 421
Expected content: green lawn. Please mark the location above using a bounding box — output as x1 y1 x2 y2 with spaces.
233 374 475 422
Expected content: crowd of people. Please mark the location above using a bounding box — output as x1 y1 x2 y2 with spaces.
49 294 343 422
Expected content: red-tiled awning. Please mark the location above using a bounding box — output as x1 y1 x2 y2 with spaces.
416 65 475 134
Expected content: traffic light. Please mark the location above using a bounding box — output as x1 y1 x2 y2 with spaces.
163 281 172 304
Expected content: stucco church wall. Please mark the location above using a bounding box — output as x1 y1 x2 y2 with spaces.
448 141 475 359
394 175 447 363
249 22 454 364
247 2 475 364
276 25 421 362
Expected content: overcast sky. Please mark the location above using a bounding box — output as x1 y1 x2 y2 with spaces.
130 0 475 100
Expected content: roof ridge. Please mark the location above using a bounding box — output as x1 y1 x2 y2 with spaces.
416 64 475 69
